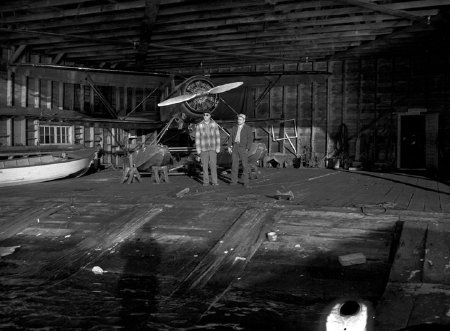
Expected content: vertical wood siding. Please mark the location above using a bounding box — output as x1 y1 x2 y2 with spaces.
0 48 449 173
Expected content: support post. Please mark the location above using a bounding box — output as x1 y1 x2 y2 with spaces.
58 81 64 110
6 69 13 106
21 75 27 108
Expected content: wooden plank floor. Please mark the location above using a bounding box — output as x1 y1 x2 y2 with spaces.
0 168 449 330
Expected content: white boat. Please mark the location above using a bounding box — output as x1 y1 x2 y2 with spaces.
0 147 95 187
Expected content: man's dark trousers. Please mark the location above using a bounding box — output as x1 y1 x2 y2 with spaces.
230 144 249 185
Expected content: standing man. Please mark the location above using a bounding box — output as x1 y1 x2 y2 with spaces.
227 113 253 188
195 112 221 186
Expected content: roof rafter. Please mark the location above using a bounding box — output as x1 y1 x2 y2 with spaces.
334 0 426 23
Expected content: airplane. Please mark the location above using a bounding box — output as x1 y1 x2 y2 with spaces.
133 76 268 178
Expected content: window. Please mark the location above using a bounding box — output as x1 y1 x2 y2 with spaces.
39 125 72 145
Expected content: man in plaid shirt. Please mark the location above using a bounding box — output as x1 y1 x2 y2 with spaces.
195 112 221 186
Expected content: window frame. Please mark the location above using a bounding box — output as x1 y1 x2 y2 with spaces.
39 124 74 145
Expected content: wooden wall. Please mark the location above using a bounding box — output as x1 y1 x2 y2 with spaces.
0 49 163 167
0 47 449 174
212 54 449 174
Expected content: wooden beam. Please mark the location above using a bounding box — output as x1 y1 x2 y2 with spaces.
0 0 445 74
158 7 434 33
58 81 64 110
71 82 75 110
131 87 136 114
0 26 136 47
34 74 40 108
147 20 413 45
46 80 52 109
0 0 183 13
10 64 163 88
114 86 120 115
89 85 94 114
330 11 439 60
0 106 163 129
334 0 425 23
1 25 312 64
31 20 413 57
161 29 389 49
80 84 85 113
13 117 27 145
47 21 409 58
4 0 440 37
9 45 27 64
7 11 143 31
146 42 302 63
136 0 161 69
157 0 274 16
0 0 93 12
2 9 437 43
85 75 118 118
0 0 147 24
52 53 65 64
0 8 437 50
6 26 422 66
123 86 128 115
6 69 14 106
20 74 27 108
1 118 12 146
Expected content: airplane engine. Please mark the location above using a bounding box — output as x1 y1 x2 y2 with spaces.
180 76 219 117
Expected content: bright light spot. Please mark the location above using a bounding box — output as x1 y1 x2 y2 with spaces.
326 300 368 331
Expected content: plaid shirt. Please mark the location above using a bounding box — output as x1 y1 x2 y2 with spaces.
195 120 221 153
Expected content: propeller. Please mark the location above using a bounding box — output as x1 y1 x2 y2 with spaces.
157 94 197 107
207 82 243 94
158 81 243 107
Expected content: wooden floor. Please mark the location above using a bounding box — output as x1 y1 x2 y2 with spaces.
0 168 449 330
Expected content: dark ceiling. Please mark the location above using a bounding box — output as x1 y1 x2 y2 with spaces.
1 0 449 75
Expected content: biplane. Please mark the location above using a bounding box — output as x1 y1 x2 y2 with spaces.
151 75 268 177
85 71 303 176
83 71 281 175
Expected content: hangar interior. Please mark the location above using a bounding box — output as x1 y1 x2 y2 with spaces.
0 1 450 330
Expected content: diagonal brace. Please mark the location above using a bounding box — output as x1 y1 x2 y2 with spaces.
85 75 118 119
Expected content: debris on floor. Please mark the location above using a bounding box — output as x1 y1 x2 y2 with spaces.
176 187 190 198
266 231 278 242
0 245 20 258
274 190 294 200
338 253 366 266
91 266 106 275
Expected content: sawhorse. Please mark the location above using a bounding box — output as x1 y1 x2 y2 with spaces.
152 166 169 183
121 154 141 184
249 163 259 179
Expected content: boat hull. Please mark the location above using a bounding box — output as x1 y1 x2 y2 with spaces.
0 144 89 157
0 148 95 187
132 144 172 171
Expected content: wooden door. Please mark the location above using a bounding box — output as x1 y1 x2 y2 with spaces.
400 115 425 169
